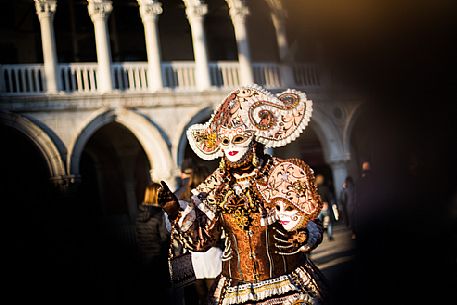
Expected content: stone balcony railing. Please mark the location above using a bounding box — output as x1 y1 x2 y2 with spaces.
0 61 320 95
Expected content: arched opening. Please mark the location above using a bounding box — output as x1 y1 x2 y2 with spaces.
0 123 52 223
75 121 151 226
280 0 319 62
247 0 279 61
0 124 68 302
349 104 382 183
54 0 148 63
159 0 194 60
0 0 42 64
108 0 147 61
273 125 334 193
69 108 174 189
205 0 238 61
54 0 97 62
67 121 152 304
184 142 219 174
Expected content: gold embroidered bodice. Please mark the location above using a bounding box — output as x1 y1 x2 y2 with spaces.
182 156 323 283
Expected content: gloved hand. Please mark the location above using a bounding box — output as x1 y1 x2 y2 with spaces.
158 180 180 221
273 220 323 255
299 220 323 253
273 225 308 255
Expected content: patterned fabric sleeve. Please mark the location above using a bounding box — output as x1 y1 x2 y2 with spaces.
171 168 225 252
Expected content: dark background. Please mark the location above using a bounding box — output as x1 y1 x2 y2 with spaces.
285 1 457 304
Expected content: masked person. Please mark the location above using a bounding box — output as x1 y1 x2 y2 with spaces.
159 85 328 305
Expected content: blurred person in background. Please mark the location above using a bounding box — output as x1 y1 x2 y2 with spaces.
135 182 170 304
339 176 357 239
316 174 337 241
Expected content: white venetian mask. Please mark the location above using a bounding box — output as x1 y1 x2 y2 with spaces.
275 200 305 231
219 126 254 162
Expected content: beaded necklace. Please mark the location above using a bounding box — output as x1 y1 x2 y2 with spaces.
216 153 272 230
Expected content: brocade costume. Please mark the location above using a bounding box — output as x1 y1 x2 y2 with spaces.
162 85 329 305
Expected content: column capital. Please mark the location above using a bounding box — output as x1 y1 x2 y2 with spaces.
226 0 249 21
34 0 57 18
88 0 113 21
185 3 208 21
265 0 287 19
50 175 81 193
328 156 351 167
137 0 162 21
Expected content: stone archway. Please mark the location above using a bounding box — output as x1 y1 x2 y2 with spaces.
273 103 351 200
68 107 174 186
0 111 66 179
0 113 71 300
342 102 364 160
310 105 348 163
310 105 351 199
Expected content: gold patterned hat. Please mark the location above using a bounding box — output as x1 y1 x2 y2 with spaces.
187 84 313 160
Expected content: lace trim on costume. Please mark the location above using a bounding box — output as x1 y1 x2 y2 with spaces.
295 265 323 298
177 200 195 232
221 275 297 305
239 293 306 305
212 264 323 305
186 85 313 160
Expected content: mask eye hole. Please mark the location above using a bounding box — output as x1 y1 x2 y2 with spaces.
232 135 246 144
285 206 294 212
221 137 230 146
275 204 281 211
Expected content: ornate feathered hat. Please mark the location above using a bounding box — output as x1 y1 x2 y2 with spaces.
187 84 313 160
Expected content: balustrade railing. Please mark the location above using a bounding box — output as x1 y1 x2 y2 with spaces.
253 63 282 89
60 63 98 93
0 61 320 95
0 64 44 94
113 62 148 92
162 61 196 90
293 63 320 87
209 61 240 89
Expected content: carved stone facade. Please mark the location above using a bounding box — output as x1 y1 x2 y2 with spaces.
0 0 364 223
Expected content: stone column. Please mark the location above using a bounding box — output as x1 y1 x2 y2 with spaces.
34 0 60 93
269 5 294 87
138 0 163 91
226 0 253 85
88 0 114 93
329 159 350 202
185 2 212 90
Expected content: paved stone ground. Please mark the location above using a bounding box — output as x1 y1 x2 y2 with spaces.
309 223 357 280
309 219 457 305
308 223 358 304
